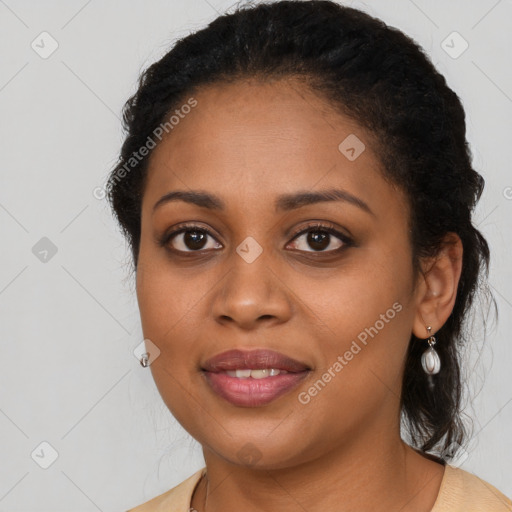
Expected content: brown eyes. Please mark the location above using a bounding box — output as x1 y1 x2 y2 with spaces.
165 227 222 252
158 222 353 255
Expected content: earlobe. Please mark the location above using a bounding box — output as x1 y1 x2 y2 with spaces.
412 233 463 338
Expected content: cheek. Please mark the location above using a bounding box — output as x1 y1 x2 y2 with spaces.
297 245 410 333
136 263 204 419
135 257 222 364
135 260 192 353
291 294 411 439
296 248 414 390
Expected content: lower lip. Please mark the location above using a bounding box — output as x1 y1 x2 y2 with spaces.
203 371 310 407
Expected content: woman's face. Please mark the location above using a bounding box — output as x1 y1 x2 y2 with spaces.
136 78 422 469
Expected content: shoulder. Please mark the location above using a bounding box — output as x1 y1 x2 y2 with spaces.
126 468 206 512
432 464 512 512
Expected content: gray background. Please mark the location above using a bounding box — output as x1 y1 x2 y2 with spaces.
1 0 511 510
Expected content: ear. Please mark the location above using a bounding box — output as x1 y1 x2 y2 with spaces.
412 233 463 339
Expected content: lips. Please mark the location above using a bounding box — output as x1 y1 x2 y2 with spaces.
201 349 311 407
201 349 310 373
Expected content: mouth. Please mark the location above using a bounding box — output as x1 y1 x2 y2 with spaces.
201 349 312 407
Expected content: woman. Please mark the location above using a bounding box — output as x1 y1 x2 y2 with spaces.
107 1 512 510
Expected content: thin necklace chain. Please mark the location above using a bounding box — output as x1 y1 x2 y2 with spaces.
203 472 207 511
198 472 208 511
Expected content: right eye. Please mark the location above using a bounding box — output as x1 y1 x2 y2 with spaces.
158 224 223 253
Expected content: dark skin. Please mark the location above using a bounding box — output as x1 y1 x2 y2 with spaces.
135 78 463 511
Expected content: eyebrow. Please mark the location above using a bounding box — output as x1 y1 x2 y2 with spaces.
152 188 374 216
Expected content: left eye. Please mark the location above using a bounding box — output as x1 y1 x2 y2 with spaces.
287 227 348 252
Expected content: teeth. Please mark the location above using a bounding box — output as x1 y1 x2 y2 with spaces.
224 368 288 378
251 369 272 379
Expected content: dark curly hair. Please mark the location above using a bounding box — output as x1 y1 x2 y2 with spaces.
106 0 493 460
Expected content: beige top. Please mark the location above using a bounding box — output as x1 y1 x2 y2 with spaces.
126 465 512 511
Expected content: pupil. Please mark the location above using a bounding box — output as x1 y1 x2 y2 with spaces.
308 231 329 251
185 230 207 250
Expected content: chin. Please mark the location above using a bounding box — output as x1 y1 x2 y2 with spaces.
204 432 313 471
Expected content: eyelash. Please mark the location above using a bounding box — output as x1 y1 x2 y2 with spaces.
157 221 354 255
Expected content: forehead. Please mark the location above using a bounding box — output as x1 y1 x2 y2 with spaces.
143 78 396 212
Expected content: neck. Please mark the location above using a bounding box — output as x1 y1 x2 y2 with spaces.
193 432 445 512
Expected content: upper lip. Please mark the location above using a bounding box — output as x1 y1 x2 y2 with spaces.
202 349 310 373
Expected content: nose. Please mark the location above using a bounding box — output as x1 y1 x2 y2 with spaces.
211 250 293 330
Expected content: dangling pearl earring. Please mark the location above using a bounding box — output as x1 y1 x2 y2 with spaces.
421 326 441 375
